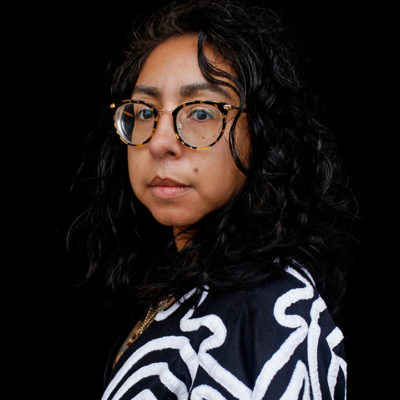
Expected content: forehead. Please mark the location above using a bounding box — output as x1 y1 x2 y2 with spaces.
134 34 237 102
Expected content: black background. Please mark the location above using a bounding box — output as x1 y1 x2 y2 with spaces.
21 1 391 398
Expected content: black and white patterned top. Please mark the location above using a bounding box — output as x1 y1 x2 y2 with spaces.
102 267 347 399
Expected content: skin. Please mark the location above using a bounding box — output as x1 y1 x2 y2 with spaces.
127 34 250 250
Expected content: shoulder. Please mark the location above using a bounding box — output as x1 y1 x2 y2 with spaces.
191 265 347 399
201 265 327 328
245 266 327 327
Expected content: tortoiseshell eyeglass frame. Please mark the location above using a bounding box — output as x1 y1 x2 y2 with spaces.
110 99 247 149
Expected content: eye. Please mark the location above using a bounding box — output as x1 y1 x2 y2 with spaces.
189 107 216 121
135 107 154 121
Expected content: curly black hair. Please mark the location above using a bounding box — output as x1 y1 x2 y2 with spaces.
68 0 358 317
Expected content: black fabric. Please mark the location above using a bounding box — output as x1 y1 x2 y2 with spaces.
102 267 346 399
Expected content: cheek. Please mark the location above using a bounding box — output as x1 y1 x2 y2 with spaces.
127 153 135 182
127 149 145 195
198 146 246 206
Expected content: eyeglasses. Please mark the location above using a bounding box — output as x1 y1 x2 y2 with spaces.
110 99 246 149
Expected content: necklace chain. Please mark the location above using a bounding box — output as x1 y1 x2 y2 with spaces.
126 298 171 345
113 297 174 368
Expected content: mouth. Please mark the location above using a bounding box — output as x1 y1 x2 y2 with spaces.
149 177 189 187
149 176 192 198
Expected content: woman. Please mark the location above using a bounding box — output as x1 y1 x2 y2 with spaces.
75 1 357 398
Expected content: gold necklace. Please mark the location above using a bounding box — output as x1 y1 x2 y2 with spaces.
113 297 175 368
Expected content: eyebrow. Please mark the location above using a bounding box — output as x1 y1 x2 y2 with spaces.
132 85 161 97
132 82 234 101
180 82 234 101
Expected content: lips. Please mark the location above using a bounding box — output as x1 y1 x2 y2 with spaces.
149 177 189 187
149 176 191 198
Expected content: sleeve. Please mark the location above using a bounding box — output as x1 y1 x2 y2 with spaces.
188 267 347 400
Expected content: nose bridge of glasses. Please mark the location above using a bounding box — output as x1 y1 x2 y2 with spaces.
153 107 180 137
158 108 173 114
154 108 175 126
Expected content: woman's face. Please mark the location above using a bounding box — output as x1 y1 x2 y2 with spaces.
127 34 250 242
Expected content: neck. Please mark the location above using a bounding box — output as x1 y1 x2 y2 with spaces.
173 226 195 251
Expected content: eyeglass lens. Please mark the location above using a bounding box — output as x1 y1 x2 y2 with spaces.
115 103 223 147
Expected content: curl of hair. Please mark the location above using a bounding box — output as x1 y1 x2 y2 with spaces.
72 0 359 316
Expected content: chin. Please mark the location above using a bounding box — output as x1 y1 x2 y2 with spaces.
150 209 202 229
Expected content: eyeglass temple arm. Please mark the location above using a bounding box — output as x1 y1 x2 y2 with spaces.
224 104 247 113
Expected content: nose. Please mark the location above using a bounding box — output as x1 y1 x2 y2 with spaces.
148 110 183 158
